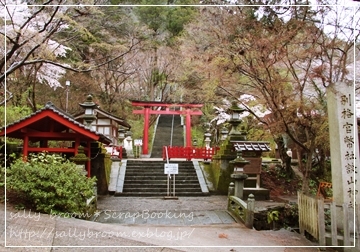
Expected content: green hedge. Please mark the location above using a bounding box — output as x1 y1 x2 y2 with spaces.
7 152 96 217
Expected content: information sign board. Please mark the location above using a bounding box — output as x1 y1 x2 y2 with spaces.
134 139 143 146
164 163 178 174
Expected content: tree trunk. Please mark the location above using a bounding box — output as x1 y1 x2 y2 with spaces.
275 137 294 179
301 143 316 195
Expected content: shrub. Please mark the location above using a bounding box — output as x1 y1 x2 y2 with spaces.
0 167 4 201
7 152 96 216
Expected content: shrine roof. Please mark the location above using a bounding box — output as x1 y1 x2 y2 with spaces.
0 102 112 144
231 141 271 152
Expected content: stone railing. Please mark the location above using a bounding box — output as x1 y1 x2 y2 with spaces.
227 184 255 228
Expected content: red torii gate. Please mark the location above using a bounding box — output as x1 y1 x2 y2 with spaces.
131 100 203 155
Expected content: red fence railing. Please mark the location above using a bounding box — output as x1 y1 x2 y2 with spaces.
163 146 219 161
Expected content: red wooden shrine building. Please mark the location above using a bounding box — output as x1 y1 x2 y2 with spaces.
131 100 203 155
0 102 112 177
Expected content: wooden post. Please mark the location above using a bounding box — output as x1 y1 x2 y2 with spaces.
74 137 80 155
23 135 29 160
317 198 326 246
185 108 192 147
330 202 338 246
143 106 150 155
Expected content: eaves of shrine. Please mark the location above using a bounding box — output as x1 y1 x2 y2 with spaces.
0 102 112 145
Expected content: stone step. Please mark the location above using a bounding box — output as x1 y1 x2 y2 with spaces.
125 166 195 169
124 179 198 183
116 159 205 197
123 184 200 188
125 167 195 170
123 188 202 193
124 170 197 175
123 183 201 188
126 163 194 170
115 191 208 197
124 174 197 179
126 161 193 165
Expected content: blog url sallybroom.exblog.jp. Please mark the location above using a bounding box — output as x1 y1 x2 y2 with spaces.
8 227 196 241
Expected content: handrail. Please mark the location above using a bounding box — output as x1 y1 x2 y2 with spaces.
228 195 255 229
165 145 169 164
170 114 174 147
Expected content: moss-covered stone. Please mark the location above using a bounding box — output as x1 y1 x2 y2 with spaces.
212 158 236 194
210 137 238 194
70 153 88 164
104 153 111 185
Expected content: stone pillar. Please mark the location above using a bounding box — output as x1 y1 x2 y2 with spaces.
231 173 248 199
228 182 234 196
245 194 255 229
327 83 359 207
327 82 359 249
230 149 249 199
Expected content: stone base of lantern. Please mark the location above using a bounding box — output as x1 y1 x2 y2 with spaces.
243 188 270 201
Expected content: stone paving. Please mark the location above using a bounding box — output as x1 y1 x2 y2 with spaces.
97 195 229 212
94 195 235 226
1 195 327 252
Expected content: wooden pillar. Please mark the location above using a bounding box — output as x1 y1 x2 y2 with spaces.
74 137 80 155
143 106 150 155
23 135 29 160
185 108 192 147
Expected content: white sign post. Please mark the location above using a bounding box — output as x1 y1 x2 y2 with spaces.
164 163 178 199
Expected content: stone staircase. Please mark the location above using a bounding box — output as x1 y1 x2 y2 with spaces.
151 114 183 158
115 160 207 196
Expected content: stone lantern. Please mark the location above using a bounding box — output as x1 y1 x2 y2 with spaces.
125 130 133 157
79 95 97 129
204 128 211 149
118 127 126 147
230 147 249 199
220 126 229 143
118 127 127 158
228 101 246 136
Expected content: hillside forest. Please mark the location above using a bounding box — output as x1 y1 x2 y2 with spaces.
1 0 359 193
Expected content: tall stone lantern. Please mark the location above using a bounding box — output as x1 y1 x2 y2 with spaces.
228 101 246 139
118 127 126 146
118 127 127 158
204 128 212 149
125 130 133 157
79 95 97 129
220 126 229 143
